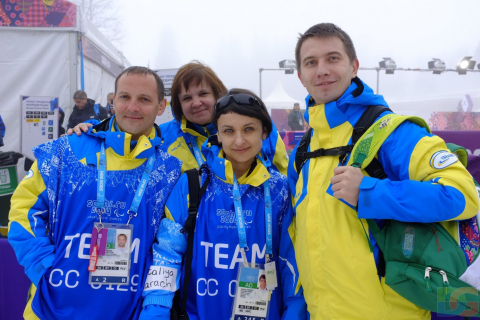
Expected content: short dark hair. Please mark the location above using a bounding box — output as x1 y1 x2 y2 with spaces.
170 60 227 122
259 274 266 281
294 103 300 106
295 23 357 71
213 88 272 137
115 66 165 102
73 90 87 100
118 234 127 239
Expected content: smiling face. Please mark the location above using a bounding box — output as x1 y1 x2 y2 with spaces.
179 81 217 126
298 36 359 105
217 112 267 177
114 73 166 141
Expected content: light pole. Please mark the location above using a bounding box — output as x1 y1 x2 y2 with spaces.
359 57 480 95
259 60 296 99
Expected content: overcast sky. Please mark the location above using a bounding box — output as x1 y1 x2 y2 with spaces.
113 0 480 107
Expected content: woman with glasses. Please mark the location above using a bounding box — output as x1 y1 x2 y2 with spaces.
140 89 307 320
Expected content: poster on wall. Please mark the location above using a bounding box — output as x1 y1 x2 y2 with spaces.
0 165 19 196
154 68 178 125
21 96 59 160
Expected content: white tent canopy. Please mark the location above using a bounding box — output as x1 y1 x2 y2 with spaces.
263 81 303 111
0 0 130 176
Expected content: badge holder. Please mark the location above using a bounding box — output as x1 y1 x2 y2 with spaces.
230 264 271 320
88 222 133 285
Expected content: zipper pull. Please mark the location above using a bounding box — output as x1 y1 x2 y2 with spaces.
439 270 449 295
424 267 432 292
439 270 449 286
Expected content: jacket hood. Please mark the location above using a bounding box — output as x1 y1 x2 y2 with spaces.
304 77 389 128
85 117 162 159
202 135 270 187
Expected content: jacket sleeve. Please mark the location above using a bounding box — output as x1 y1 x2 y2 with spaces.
140 173 190 319
278 193 308 319
8 161 55 286
357 121 479 222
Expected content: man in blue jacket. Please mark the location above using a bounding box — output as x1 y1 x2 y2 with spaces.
8 66 181 320
67 90 108 129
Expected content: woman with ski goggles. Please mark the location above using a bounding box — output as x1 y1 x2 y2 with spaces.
140 89 307 320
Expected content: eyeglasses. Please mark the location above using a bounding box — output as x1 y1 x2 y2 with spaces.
214 93 262 111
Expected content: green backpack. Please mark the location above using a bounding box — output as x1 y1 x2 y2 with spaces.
348 113 480 317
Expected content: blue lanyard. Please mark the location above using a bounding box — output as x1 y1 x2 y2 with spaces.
232 158 273 267
187 135 204 167
96 142 155 227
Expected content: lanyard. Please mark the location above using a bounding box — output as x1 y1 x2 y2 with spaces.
187 134 204 167
232 159 272 268
96 142 155 227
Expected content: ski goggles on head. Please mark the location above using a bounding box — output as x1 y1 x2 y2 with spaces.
214 93 262 112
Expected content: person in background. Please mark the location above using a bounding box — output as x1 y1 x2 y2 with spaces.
67 90 108 129
288 102 305 131
105 92 115 117
58 107 66 136
0 114 5 147
288 22 479 320
140 88 307 320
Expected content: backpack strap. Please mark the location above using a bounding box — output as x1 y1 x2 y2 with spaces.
294 128 313 173
347 114 430 169
294 105 392 175
350 114 430 275
352 105 392 179
177 164 210 318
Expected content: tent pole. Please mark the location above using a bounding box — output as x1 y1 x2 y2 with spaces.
259 68 263 99
80 36 85 91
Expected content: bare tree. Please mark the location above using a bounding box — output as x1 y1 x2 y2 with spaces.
71 0 124 45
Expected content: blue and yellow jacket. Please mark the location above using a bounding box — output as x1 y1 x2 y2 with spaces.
8 117 181 320
288 77 479 320
160 116 289 174
140 136 307 320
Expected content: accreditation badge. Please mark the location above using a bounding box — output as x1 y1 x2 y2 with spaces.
231 265 270 320
88 223 133 285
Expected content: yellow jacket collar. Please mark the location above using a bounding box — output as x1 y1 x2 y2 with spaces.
91 118 158 159
217 150 270 187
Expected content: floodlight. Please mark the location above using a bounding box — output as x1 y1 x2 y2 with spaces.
427 58 446 74
279 60 296 74
379 58 396 74
456 56 476 75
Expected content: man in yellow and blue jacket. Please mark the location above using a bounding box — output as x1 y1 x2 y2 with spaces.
8 67 181 320
288 23 480 319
